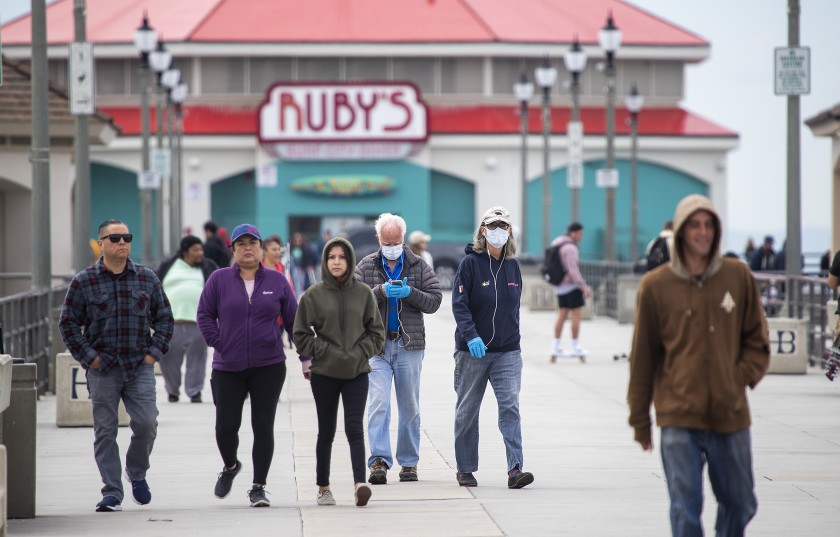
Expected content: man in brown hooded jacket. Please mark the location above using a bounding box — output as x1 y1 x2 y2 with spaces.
627 194 769 537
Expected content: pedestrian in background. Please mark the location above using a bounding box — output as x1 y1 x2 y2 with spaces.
156 235 218 403
355 213 442 485
451 206 534 490
628 194 769 536
60 219 174 512
550 222 591 359
197 224 308 508
293 237 384 507
203 221 231 269
408 230 435 271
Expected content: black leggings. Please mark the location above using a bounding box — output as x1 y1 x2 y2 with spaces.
310 372 368 486
210 362 286 485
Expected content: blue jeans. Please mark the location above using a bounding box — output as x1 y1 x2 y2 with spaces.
453 349 523 473
86 363 158 501
367 338 424 468
660 427 757 537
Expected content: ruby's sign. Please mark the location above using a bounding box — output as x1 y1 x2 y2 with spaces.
258 82 429 146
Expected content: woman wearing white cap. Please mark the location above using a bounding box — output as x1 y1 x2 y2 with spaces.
408 230 434 271
450 206 534 490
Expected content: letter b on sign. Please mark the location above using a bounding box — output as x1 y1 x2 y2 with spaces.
771 330 796 355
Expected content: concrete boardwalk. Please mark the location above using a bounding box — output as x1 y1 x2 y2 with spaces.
9 293 840 536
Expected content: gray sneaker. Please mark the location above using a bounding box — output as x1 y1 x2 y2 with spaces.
316 490 336 506
248 486 270 507
214 460 242 499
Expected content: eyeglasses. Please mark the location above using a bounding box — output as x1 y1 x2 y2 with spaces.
484 221 510 231
99 233 133 243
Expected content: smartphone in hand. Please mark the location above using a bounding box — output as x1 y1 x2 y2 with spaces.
389 279 403 287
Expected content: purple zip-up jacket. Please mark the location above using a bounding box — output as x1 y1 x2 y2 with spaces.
197 263 306 372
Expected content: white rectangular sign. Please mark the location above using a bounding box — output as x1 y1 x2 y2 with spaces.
567 163 583 188
257 164 278 187
151 148 171 178
138 170 161 190
69 43 95 115
596 168 618 188
259 83 428 143
774 47 810 95
567 121 584 189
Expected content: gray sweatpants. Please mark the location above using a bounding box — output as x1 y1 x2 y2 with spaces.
159 322 208 398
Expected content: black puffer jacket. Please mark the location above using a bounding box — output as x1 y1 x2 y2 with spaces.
355 246 442 351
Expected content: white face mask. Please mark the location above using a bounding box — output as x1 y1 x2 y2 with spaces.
381 244 403 261
485 227 509 249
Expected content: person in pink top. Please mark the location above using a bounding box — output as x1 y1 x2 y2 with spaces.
550 222 591 359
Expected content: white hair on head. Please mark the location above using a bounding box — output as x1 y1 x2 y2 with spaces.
374 213 407 239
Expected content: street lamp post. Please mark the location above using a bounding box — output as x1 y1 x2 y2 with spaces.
170 83 189 249
149 39 172 258
133 15 158 264
162 68 182 253
513 73 534 254
625 84 644 264
535 57 557 249
563 35 587 223
598 12 621 261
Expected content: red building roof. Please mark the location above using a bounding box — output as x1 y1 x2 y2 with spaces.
100 104 736 138
2 0 706 47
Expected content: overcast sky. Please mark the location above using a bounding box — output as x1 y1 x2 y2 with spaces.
3 0 837 252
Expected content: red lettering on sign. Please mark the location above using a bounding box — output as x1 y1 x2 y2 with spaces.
333 92 356 131
385 91 411 132
356 93 378 130
279 93 301 131
306 93 327 131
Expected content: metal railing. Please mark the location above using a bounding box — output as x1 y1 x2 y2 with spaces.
580 260 636 317
0 284 68 394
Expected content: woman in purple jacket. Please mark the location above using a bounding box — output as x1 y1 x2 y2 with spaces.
197 224 310 508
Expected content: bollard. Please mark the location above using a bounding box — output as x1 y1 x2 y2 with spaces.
3 362 37 518
56 353 129 427
767 317 808 374
617 274 643 324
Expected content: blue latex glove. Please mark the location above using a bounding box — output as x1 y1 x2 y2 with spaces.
467 337 486 358
385 277 411 299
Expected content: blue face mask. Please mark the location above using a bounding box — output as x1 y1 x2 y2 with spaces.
485 227 509 249
382 244 403 261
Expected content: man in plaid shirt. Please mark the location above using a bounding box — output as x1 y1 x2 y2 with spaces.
60 219 174 512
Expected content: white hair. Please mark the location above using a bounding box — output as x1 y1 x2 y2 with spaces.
374 213 406 240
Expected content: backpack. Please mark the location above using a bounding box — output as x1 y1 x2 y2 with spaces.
541 242 569 285
646 236 670 272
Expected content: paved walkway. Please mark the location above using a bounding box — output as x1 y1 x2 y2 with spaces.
9 293 840 536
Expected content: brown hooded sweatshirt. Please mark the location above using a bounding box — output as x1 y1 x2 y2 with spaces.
627 194 770 446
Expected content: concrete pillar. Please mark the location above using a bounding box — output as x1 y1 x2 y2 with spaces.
2 363 37 518
617 274 642 324
55 353 129 427
0 356 11 415
523 276 593 319
767 317 809 374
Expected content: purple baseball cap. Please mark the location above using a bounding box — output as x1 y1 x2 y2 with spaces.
230 224 262 242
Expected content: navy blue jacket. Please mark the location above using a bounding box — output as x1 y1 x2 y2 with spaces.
452 245 522 353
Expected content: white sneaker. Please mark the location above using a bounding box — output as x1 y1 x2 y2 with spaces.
571 347 589 356
317 490 336 506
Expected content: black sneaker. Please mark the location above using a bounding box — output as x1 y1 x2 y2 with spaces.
95 495 122 512
190 393 202 403
368 458 388 485
456 472 478 487
168 394 179 403
399 466 418 482
507 468 534 489
124 471 152 505
214 460 242 499
248 486 270 507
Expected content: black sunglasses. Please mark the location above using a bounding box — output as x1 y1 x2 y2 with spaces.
484 221 510 230
99 233 133 243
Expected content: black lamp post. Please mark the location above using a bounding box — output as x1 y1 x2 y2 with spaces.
513 73 534 254
133 14 158 263
563 35 587 223
625 84 644 264
535 56 558 249
598 12 621 261
149 39 172 257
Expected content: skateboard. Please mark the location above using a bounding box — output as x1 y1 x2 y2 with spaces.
550 351 587 364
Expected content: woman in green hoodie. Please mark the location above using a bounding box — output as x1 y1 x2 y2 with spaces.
293 237 385 507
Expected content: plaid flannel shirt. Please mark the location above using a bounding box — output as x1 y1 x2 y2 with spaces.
59 257 174 380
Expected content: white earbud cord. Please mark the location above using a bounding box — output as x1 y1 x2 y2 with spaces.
485 247 504 349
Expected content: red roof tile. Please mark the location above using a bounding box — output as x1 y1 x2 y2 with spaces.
99 104 735 138
2 0 706 46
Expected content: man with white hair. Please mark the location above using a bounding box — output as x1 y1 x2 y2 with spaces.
355 213 442 484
